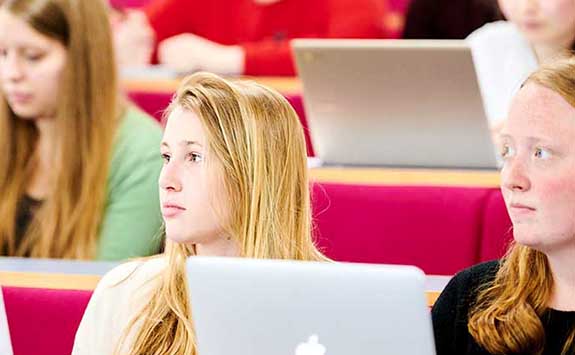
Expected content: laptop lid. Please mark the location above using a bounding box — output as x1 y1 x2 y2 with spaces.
292 39 498 169
186 257 436 355
0 288 14 355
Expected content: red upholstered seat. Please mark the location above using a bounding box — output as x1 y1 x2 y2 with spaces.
2 287 92 355
479 189 513 261
126 91 172 123
312 183 512 275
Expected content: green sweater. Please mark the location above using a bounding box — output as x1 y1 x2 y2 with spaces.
97 107 163 260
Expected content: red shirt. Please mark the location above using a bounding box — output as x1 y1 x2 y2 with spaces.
145 0 388 75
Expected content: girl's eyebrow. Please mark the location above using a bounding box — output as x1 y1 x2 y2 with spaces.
498 134 554 145
161 141 203 148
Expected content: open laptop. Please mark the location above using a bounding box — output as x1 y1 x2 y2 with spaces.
0 288 14 355
292 39 499 169
186 257 436 355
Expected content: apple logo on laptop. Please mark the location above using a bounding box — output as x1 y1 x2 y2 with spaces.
295 335 326 355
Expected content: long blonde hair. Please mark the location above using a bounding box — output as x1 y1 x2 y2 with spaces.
469 58 575 355
0 0 120 258
118 73 326 355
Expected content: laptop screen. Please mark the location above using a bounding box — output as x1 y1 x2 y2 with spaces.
292 39 498 169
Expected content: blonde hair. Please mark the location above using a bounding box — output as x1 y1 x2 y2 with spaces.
0 0 120 258
118 73 326 355
469 57 575 355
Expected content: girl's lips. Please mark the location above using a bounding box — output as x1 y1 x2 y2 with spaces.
509 203 536 218
521 21 542 31
161 204 186 218
7 92 32 104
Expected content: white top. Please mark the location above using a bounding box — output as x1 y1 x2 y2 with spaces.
72 257 167 355
467 21 538 125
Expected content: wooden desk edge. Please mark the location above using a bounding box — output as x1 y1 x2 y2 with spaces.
310 168 500 188
426 291 441 307
1 271 443 306
0 271 100 291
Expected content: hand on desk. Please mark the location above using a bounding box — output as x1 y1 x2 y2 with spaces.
112 10 155 67
158 33 245 75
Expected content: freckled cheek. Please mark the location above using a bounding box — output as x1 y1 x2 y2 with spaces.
535 174 575 220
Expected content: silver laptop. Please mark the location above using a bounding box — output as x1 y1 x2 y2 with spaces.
0 288 14 355
186 257 436 355
292 39 498 169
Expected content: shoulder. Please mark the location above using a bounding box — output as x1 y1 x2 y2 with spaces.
467 20 531 61
73 257 166 354
454 259 500 282
432 260 499 317
107 107 163 188
466 22 525 72
115 106 163 153
431 260 500 354
92 256 166 301
432 260 500 319
467 21 523 44
445 260 500 300
83 257 167 327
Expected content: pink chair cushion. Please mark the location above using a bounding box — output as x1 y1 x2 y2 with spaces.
126 91 314 156
479 189 513 261
3 287 92 355
126 91 172 123
312 183 505 275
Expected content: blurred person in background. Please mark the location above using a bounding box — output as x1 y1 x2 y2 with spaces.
468 0 575 132
0 0 163 259
113 0 390 76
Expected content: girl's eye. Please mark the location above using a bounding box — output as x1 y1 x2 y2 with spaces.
534 147 551 160
24 52 44 62
188 152 203 163
499 144 515 159
161 153 171 163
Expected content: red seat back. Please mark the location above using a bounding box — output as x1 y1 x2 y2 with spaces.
312 183 511 275
3 287 92 355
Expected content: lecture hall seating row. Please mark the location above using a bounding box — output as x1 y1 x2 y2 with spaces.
2 180 511 355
